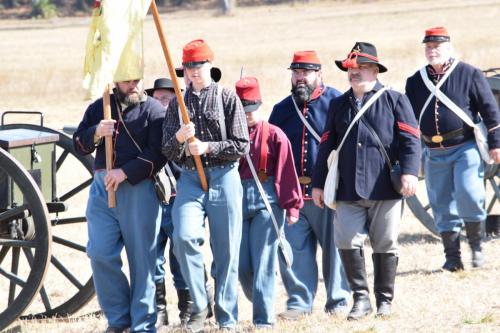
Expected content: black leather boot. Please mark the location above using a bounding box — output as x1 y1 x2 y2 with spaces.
440 231 464 272
339 249 373 320
155 281 168 328
177 289 193 326
465 222 484 267
372 253 398 317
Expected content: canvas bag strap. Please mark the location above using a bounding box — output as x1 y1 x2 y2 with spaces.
116 100 176 190
291 96 321 142
418 59 460 125
245 153 292 268
336 86 389 154
419 61 477 128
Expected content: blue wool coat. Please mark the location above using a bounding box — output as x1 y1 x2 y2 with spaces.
269 85 341 198
312 82 421 201
74 94 166 185
405 60 500 149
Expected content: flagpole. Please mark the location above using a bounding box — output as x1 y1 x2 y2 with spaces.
103 84 116 207
149 0 208 192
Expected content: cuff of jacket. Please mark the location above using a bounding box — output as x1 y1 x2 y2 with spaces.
121 158 154 185
75 125 99 153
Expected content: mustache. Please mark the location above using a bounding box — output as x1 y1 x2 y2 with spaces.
349 74 362 81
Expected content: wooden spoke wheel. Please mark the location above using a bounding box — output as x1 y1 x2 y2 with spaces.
406 162 499 237
0 124 95 319
0 148 51 331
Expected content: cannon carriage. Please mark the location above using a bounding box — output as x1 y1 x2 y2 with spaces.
0 112 95 331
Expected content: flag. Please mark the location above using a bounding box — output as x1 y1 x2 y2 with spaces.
83 0 152 100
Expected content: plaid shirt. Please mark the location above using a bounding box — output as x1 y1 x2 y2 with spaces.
162 82 249 169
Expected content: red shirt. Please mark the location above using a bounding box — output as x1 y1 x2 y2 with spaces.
239 121 304 218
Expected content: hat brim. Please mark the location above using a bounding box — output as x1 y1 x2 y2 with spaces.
243 102 262 113
422 36 450 43
334 59 387 73
175 67 222 83
145 87 177 96
288 63 321 71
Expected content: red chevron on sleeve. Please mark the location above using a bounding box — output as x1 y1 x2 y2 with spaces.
397 121 420 138
320 131 330 143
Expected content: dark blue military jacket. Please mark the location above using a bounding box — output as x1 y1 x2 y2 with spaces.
269 85 341 198
74 94 167 185
405 60 500 148
312 82 421 201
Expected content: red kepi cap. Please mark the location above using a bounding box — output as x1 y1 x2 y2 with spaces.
422 26 450 43
182 39 214 67
289 50 321 71
235 77 262 113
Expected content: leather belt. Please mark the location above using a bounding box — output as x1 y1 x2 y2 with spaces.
421 128 464 144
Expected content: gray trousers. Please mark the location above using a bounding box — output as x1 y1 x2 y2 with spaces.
335 199 402 254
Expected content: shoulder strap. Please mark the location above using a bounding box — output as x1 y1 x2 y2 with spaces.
336 87 389 154
418 59 460 125
258 121 270 179
245 153 292 268
290 96 321 142
419 60 478 128
348 97 392 167
217 85 227 141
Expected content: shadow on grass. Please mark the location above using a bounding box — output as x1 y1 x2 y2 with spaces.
398 232 440 244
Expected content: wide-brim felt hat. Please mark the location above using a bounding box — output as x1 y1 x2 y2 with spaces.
175 66 222 83
146 78 175 96
335 42 387 73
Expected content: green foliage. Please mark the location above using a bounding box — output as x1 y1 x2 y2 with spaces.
31 0 57 19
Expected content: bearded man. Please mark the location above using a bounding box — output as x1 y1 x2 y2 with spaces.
269 51 350 320
74 79 166 333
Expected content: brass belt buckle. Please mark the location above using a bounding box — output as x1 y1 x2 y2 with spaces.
258 170 268 182
431 135 443 143
298 176 312 185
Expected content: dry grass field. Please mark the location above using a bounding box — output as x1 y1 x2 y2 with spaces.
1 0 500 332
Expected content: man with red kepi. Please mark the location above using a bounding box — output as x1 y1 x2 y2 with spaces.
406 27 500 271
235 76 303 328
161 39 249 332
269 50 350 320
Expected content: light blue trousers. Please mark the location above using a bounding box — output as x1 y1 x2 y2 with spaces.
86 171 161 333
155 197 188 290
424 140 486 233
278 201 350 312
172 163 242 328
239 178 284 326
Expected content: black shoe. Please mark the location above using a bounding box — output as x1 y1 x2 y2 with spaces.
187 306 208 333
440 231 464 272
155 281 168 328
277 309 309 321
177 288 193 325
375 302 392 318
104 328 126 333
465 222 485 267
339 249 373 321
373 253 398 318
347 298 373 320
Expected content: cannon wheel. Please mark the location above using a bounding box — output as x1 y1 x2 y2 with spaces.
406 164 499 237
0 148 52 331
0 124 95 319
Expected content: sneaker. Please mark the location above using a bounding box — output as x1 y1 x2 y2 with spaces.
277 309 309 321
